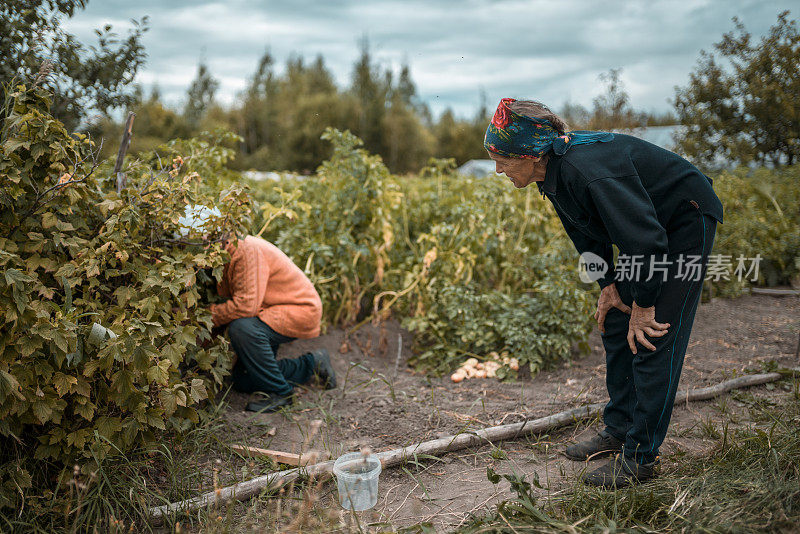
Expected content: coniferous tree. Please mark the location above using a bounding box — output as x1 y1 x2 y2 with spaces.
350 37 389 155
184 62 219 129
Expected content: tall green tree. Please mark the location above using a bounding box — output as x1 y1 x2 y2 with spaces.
233 53 359 171
239 49 278 157
0 0 148 130
383 93 434 173
589 68 642 131
184 61 219 129
128 86 190 153
433 108 488 165
350 37 390 155
674 11 800 167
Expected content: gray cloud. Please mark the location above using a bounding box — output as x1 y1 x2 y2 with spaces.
62 0 795 117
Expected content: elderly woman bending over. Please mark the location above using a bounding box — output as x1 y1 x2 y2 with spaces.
485 98 722 488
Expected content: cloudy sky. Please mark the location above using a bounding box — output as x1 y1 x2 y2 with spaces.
63 0 794 118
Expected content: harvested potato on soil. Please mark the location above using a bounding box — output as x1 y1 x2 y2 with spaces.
451 352 518 382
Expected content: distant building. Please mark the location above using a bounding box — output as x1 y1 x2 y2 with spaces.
242 170 307 181
457 159 500 178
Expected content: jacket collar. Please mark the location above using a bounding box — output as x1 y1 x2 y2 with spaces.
538 154 561 197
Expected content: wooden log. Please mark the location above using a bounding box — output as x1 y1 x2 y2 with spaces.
230 445 328 466
674 371 783 402
751 288 800 297
114 111 135 194
147 369 798 524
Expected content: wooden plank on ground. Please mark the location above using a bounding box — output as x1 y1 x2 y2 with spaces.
230 445 327 466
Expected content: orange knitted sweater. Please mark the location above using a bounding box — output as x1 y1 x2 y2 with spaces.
210 236 322 339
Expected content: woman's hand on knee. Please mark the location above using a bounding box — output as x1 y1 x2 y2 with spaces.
594 283 631 334
627 303 670 354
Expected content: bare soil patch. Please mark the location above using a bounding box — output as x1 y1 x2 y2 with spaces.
195 293 799 531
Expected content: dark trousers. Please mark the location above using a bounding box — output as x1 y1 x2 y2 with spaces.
227 317 315 397
602 210 717 464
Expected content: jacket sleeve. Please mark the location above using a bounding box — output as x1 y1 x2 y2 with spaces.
217 273 231 298
585 175 669 307
210 242 269 327
553 208 616 289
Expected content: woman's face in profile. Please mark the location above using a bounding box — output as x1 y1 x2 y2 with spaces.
488 152 540 189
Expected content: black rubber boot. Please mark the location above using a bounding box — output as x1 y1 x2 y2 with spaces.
580 454 659 489
312 349 337 390
565 430 624 461
245 393 293 413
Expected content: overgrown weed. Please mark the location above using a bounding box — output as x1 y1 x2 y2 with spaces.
2 394 248 532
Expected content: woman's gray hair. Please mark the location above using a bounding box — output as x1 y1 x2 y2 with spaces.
507 100 569 134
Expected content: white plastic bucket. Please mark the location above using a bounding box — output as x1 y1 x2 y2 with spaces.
333 452 382 511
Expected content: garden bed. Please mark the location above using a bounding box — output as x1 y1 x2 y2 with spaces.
172 292 799 531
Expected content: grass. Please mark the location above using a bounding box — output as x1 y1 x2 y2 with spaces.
0 378 392 533
0 391 287 533
4 364 796 532
453 379 800 533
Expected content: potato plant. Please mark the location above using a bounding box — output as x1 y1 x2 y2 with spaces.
255 128 403 327
710 166 800 294
252 137 596 375
253 133 800 378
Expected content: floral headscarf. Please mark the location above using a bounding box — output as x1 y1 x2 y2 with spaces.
484 98 614 158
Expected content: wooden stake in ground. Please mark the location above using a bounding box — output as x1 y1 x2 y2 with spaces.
114 111 135 194
147 368 799 524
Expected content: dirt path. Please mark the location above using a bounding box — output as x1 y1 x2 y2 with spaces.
213 293 799 531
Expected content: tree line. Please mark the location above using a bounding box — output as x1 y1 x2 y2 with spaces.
94 50 685 174
2 2 797 172
90 42 491 174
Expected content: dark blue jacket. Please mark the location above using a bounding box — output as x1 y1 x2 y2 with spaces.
538 133 723 307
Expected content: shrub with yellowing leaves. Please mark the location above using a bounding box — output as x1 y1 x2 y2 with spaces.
0 85 251 508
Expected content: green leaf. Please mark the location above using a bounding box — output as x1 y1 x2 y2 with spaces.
95 416 122 439
159 388 177 416
51 331 69 354
3 137 30 153
41 212 58 229
33 401 54 424
190 379 208 403
487 467 501 484
146 411 166 430
175 388 188 407
53 372 78 396
0 370 25 401
146 359 171 385
74 402 95 421
20 336 43 358
4 268 33 286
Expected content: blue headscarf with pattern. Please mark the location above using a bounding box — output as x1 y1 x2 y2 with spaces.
484 98 614 158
